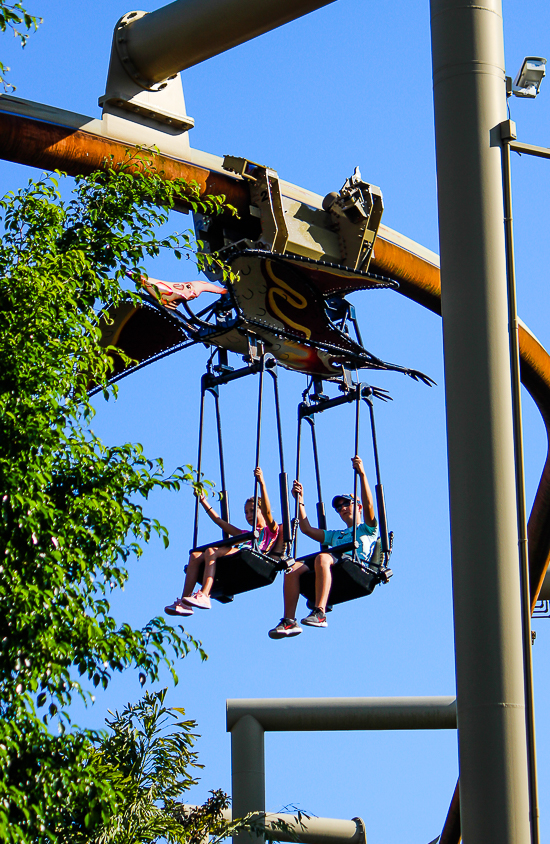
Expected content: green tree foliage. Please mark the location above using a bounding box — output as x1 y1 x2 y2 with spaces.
0 1 41 90
84 690 291 844
84 689 232 844
0 155 231 841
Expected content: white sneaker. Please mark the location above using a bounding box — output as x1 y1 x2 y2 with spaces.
165 598 194 617
181 592 212 609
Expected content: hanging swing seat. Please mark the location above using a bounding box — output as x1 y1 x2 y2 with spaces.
192 546 285 604
298 538 391 610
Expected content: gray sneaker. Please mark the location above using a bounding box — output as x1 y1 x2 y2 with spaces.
301 607 327 627
268 618 302 639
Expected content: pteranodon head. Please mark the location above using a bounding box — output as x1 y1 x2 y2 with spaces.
130 274 227 310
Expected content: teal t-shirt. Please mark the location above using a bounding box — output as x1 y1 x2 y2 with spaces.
323 520 378 563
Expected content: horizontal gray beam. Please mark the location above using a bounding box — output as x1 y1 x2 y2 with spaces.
263 814 366 844
226 696 457 732
121 0 337 85
509 140 550 160
180 807 366 844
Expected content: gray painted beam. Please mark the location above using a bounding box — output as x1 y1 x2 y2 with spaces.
117 0 337 85
180 807 367 844
231 715 265 844
227 696 457 732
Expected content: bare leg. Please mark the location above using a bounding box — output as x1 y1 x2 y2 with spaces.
200 547 218 597
182 550 204 597
314 553 335 612
196 545 235 598
283 562 308 619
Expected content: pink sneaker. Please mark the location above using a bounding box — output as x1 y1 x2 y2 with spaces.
181 592 211 609
164 598 194 617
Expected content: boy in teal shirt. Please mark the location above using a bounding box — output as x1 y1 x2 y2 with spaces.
268 455 378 638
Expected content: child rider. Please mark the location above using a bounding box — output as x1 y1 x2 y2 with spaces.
165 467 280 616
268 455 378 638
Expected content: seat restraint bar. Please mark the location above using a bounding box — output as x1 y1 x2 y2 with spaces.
191 531 254 554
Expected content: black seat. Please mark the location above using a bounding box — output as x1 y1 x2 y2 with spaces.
195 547 283 604
298 539 385 610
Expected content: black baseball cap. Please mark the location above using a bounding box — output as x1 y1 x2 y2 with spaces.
331 494 357 510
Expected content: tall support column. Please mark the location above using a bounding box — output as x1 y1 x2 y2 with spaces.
430 1 531 842
231 715 265 844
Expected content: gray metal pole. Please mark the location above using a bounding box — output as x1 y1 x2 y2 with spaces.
227 696 457 732
430 1 531 842
231 715 265 844
500 120 540 844
117 0 337 87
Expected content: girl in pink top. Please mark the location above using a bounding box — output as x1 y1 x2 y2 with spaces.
165 467 281 615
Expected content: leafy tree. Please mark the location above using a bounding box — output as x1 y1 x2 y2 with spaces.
82 689 231 844
0 1 41 90
74 689 298 844
0 154 232 842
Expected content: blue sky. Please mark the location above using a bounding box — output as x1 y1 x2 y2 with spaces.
1 1 550 842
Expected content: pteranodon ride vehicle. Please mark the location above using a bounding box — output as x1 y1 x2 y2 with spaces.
102 162 434 386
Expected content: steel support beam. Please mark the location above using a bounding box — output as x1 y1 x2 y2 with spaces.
430 1 531 842
115 0 337 87
231 714 265 844
180 807 367 844
227 696 457 732
228 697 456 844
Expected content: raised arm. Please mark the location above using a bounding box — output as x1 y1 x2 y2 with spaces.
253 467 278 532
292 480 325 543
199 493 244 537
351 456 376 527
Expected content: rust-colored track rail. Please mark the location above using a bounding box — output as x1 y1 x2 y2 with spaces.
0 111 250 217
0 109 547 844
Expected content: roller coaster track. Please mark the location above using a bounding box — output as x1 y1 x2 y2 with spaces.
0 102 547 844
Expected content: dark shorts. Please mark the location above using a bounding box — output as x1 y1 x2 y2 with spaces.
299 552 368 573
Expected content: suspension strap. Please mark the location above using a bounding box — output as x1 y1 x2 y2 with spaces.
307 416 327 535
310 380 328 538
213 392 229 537
268 363 292 547
294 391 328 559
193 349 266 550
192 384 207 549
213 351 230 533
293 410 304 558
352 384 361 564
366 393 390 559
252 354 265 552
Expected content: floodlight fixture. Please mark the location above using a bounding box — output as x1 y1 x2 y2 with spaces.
508 56 547 98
